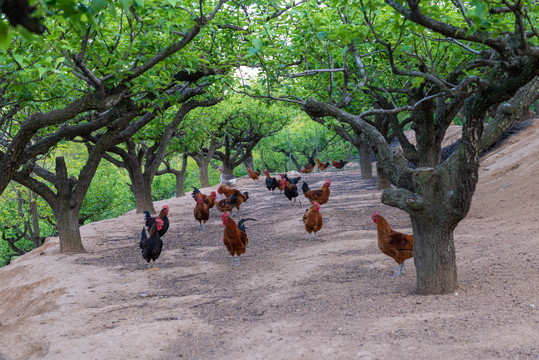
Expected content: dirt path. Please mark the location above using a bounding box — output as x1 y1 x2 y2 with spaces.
0 122 538 360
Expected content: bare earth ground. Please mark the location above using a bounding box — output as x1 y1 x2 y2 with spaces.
0 121 538 360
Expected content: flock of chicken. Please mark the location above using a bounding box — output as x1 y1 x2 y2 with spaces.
139 159 415 276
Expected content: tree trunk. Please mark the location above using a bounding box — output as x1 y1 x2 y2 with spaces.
221 157 235 176
54 157 86 253
129 167 155 214
198 163 210 187
173 155 188 196
53 204 85 253
175 174 186 197
28 198 42 248
259 147 265 169
359 141 372 179
411 216 458 294
376 163 391 190
244 155 254 170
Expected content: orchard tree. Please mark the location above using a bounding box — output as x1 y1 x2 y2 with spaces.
0 1 275 252
183 106 227 188
156 153 189 197
237 0 539 294
212 96 290 175
98 96 221 213
260 116 341 172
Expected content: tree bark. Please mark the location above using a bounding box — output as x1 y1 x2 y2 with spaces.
122 140 156 214
376 163 391 190
156 155 189 196
53 157 86 253
192 154 212 187
359 141 372 179
259 147 265 170
411 215 458 294
175 155 189 196
244 155 254 170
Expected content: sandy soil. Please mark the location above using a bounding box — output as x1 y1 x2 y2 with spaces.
0 121 538 360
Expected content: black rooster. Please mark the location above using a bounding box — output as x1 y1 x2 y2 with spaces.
282 175 302 205
140 219 164 270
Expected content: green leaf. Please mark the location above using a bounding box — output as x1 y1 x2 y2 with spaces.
37 66 47 78
252 38 262 50
0 23 13 50
90 0 107 12
120 0 131 11
316 31 327 41
14 54 24 65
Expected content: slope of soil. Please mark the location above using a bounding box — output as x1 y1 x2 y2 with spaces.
0 121 538 360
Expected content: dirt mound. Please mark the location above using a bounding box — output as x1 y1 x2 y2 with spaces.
0 122 538 360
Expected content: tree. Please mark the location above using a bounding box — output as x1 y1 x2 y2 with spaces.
211 97 290 175
156 153 189 197
0 0 249 252
237 0 539 294
264 118 341 172
99 97 221 213
180 107 225 188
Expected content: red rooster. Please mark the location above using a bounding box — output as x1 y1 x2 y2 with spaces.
192 187 217 209
371 212 414 276
221 213 256 266
302 201 323 240
194 197 210 231
246 168 259 181
331 160 348 170
218 184 249 210
302 179 331 205
316 158 329 171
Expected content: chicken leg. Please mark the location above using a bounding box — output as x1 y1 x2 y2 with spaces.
393 262 405 277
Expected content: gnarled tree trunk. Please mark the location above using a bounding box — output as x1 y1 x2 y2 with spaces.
359 141 372 179
411 215 458 294
192 155 211 187
376 163 391 190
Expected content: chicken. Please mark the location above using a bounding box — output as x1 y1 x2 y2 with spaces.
254 168 261 176
263 169 284 192
221 212 256 266
143 205 169 237
301 164 314 173
371 212 414 277
215 193 237 213
246 167 259 181
217 184 249 210
218 167 238 186
194 197 210 231
191 187 217 209
281 174 302 205
302 201 323 240
331 160 348 170
301 160 315 173
302 179 331 205
140 218 164 270
316 158 329 171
